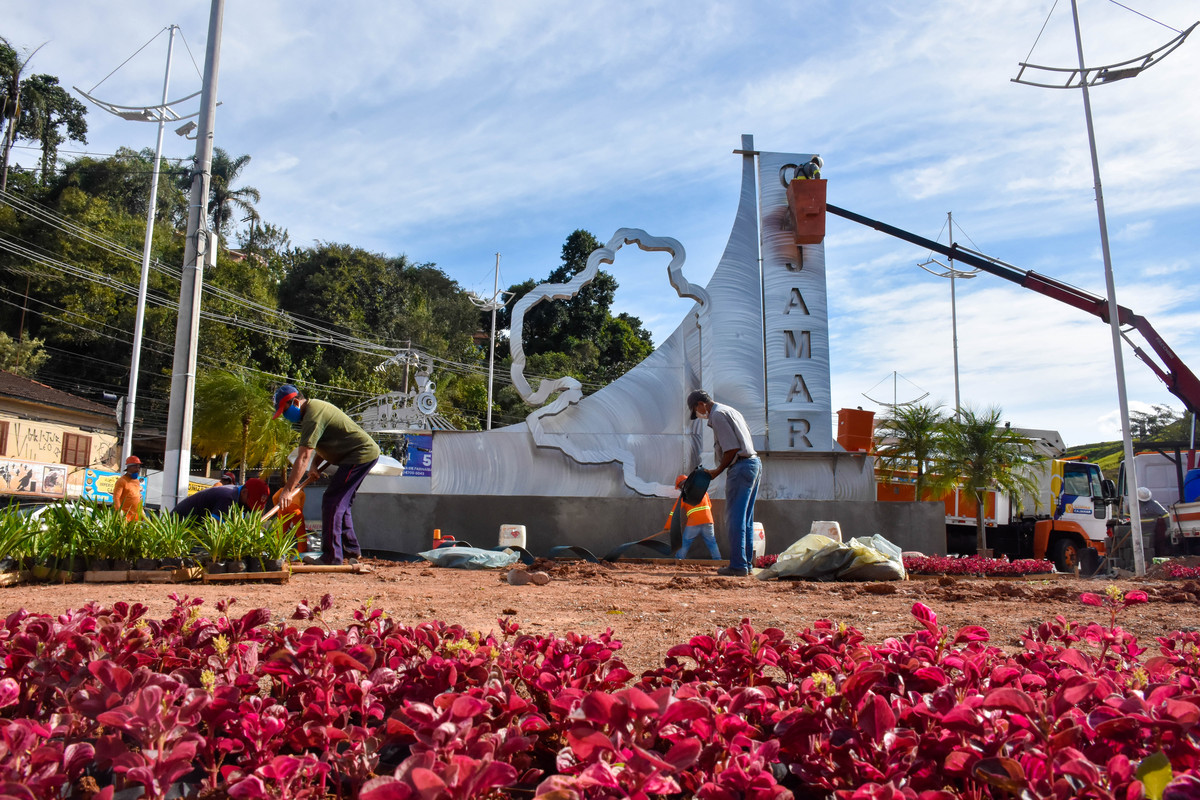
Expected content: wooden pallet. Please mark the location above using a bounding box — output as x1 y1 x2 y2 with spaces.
0 571 29 587
83 567 203 584
84 570 132 583
202 570 290 584
290 563 371 574
30 565 75 583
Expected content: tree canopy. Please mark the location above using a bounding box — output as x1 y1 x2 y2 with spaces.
499 229 654 392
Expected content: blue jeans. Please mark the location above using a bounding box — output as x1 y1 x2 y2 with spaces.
676 523 721 560
725 457 761 571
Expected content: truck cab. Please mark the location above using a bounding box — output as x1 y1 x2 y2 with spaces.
1020 459 1117 571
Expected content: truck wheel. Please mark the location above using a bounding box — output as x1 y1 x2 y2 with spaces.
1049 538 1081 573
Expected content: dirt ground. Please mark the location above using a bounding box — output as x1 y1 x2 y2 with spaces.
3 559 1199 675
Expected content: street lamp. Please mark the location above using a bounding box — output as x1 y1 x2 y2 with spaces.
75 25 204 463
468 253 514 431
918 212 978 420
1013 5 1196 577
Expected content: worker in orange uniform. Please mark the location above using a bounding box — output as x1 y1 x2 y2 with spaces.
272 485 308 553
111 455 145 522
665 474 721 560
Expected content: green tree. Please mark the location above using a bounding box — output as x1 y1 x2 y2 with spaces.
498 229 653 395
873 402 949 500
0 331 48 376
17 73 87 182
207 148 261 238
940 407 1041 555
1130 404 1193 442
278 243 479 397
0 36 47 191
55 147 189 225
193 368 291 481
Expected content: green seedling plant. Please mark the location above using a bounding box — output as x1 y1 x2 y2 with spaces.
141 511 195 561
90 504 136 563
37 501 97 569
0 503 34 566
196 514 236 565
259 516 299 564
219 506 264 563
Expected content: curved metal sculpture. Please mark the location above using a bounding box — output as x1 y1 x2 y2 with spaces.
389 136 873 501
507 228 705 497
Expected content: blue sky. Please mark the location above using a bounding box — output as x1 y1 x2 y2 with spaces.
6 1 1199 448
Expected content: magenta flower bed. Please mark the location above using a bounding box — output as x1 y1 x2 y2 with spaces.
1 589 1199 799
1165 563 1200 579
905 553 1055 576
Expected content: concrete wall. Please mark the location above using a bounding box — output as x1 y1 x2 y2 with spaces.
334 492 947 559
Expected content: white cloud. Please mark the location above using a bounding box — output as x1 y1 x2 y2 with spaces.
7 0 1198 445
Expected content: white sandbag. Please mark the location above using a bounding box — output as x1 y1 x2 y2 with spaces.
756 532 906 582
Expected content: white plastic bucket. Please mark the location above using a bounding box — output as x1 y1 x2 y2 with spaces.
499 524 527 550
810 520 843 542
752 522 766 560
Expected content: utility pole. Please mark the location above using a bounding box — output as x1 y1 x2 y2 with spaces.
1012 6 1196 576
75 25 204 462
126 25 176 464
162 0 223 509
468 254 513 431
486 253 500 430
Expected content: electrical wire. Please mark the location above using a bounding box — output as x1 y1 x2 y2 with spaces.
1 187 612 400
6 143 192 163
1104 0 1180 33
1024 0 1061 64
86 26 171 94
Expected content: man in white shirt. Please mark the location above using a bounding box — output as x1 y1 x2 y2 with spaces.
686 390 762 576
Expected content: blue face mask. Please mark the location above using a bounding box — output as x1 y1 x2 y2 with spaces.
282 403 303 424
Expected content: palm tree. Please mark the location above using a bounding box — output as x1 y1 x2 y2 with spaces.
208 148 261 238
17 73 87 182
0 36 47 191
193 368 291 482
940 407 1041 555
873 402 948 501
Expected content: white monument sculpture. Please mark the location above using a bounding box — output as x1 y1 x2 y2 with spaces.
363 136 873 501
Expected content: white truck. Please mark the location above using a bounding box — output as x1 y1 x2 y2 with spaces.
878 429 1118 571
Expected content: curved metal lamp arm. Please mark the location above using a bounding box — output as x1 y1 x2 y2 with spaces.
74 86 205 122
1013 21 1196 88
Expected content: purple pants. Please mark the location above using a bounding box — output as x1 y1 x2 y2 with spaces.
321 458 376 563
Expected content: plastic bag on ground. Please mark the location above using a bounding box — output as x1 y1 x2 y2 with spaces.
755 532 906 581
417 546 520 570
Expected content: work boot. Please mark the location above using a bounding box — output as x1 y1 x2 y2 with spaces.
716 566 749 577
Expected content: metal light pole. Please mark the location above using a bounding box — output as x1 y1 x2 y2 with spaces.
163 0 223 509
918 212 978 420
75 27 205 463
1013 5 1196 577
126 27 176 464
468 254 513 430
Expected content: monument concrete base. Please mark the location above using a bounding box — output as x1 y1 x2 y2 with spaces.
344 493 947 560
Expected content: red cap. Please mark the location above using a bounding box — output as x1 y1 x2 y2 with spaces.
125 455 142 466
239 478 271 511
272 384 299 419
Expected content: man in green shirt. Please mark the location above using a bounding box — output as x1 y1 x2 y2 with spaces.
273 384 380 565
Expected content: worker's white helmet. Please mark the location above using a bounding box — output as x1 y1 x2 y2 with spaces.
1137 486 1152 502
812 156 824 169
